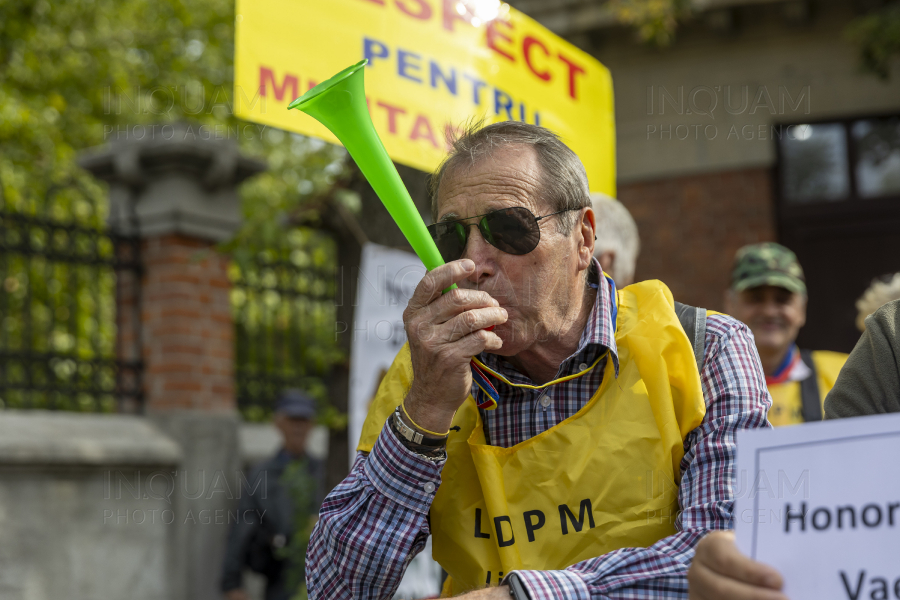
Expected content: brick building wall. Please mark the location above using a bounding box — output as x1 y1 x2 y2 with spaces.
619 166 776 312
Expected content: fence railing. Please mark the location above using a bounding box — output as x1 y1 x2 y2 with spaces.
1 178 341 417
230 228 340 421
0 179 143 412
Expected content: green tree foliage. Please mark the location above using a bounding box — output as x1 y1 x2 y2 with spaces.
277 459 319 600
608 0 692 47
604 0 900 70
0 0 352 416
0 0 349 237
845 2 900 80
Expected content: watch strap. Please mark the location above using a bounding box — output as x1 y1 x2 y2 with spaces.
388 411 447 461
506 573 531 600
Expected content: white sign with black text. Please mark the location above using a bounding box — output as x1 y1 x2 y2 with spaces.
348 243 425 465
735 413 900 600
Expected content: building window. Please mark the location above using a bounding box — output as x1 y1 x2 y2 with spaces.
853 118 900 199
779 115 900 205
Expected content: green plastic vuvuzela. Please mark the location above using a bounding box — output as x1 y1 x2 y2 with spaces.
288 59 448 277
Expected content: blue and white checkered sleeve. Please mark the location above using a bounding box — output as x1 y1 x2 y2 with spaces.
306 417 445 600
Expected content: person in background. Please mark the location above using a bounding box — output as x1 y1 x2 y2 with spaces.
590 192 640 287
221 390 325 600
724 242 847 426
854 272 900 332
688 299 900 600
826 298 900 419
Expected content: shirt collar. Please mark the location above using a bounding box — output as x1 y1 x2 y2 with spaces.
579 258 619 377
766 345 812 385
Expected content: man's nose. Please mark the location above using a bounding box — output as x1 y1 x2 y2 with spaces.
761 300 782 318
459 225 495 285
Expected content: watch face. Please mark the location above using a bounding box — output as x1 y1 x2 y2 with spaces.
395 412 418 442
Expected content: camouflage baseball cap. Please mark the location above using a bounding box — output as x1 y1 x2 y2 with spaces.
730 242 806 295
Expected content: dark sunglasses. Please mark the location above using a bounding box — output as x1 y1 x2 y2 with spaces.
427 206 578 263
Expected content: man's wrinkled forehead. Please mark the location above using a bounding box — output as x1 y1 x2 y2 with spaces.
436 147 544 220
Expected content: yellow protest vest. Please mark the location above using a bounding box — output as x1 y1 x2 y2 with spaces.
357 280 707 595
766 350 848 427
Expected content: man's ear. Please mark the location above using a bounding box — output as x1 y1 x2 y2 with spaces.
579 207 596 268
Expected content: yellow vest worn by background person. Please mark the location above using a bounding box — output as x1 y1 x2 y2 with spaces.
767 350 848 427
357 280 708 596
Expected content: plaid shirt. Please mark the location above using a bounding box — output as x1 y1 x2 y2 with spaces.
307 270 772 600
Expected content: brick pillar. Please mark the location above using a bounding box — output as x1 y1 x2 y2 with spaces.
141 235 234 411
81 127 265 413
79 125 266 600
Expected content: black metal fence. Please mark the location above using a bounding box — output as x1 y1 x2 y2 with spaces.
1 177 340 418
230 229 340 421
0 178 143 412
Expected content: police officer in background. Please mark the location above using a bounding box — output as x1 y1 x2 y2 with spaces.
221 390 325 600
724 242 847 426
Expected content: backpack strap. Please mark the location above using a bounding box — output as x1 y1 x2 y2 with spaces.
673 301 707 375
798 349 823 422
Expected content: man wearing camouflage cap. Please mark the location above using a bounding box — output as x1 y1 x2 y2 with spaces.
724 242 847 426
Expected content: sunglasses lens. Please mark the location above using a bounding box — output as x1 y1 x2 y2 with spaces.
482 207 540 255
428 221 467 263
428 207 542 262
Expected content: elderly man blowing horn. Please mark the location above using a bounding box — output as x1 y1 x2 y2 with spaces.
306 122 771 600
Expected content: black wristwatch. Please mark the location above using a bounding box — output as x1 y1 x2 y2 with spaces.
506 573 531 600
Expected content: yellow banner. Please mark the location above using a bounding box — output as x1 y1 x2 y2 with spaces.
234 0 615 196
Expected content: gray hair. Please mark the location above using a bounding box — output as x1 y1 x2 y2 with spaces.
856 272 900 331
428 121 591 233
591 193 640 285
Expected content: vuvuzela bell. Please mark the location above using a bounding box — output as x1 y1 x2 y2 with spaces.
288 59 446 273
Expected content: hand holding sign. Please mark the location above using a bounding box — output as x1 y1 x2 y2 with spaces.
731 413 900 600
688 531 786 600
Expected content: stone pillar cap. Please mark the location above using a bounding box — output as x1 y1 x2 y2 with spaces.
78 123 266 189
78 122 267 242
